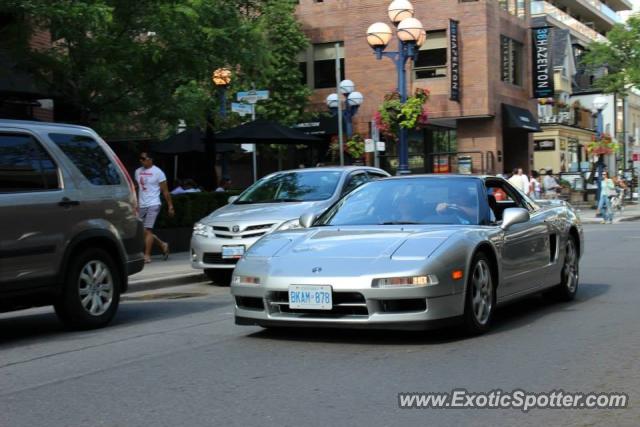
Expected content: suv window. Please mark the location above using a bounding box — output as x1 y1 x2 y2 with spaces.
0 133 59 193
49 133 120 186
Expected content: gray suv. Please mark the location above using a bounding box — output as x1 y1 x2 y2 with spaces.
0 119 144 329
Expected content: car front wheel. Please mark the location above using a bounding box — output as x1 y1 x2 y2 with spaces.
463 253 496 334
55 248 121 330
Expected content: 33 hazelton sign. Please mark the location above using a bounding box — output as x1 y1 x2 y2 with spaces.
449 19 460 102
532 27 554 98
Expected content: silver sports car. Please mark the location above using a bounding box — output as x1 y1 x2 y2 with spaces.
231 175 583 334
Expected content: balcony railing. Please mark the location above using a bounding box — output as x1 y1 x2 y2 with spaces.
583 0 623 24
531 1 607 42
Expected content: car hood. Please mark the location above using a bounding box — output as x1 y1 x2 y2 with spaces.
199 200 330 225
247 225 461 260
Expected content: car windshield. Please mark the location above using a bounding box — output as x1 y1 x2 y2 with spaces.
235 171 342 204
317 178 481 226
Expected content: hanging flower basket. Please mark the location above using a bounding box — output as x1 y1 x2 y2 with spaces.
586 133 619 156
328 133 366 163
374 87 429 141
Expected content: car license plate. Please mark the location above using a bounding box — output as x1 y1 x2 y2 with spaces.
288 285 332 310
222 245 245 259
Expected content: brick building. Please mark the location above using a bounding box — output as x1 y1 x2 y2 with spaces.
295 0 541 174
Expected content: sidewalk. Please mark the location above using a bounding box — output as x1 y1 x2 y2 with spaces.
575 202 640 224
128 252 207 292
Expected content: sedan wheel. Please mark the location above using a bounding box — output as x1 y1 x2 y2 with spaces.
463 253 495 334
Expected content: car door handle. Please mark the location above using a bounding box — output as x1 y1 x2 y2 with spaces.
58 197 80 207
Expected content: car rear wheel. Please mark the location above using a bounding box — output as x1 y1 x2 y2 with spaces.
55 248 121 330
547 236 579 302
463 253 495 334
205 268 232 286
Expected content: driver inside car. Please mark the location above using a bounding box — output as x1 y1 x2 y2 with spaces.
436 187 478 224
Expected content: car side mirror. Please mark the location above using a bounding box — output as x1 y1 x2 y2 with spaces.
228 195 238 204
501 208 530 230
299 212 317 229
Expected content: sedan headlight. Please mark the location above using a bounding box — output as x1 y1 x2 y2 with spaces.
193 222 213 237
372 275 439 288
277 218 302 231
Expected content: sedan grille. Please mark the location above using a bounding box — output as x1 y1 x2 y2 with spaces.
202 252 239 265
210 223 274 240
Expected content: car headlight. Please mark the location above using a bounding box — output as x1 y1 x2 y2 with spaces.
277 218 302 231
193 222 213 237
372 275 439 288
232 275 261 285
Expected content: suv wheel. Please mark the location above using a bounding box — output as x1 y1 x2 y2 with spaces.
55 248 121 329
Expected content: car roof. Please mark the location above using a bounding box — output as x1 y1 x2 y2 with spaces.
0 119 94 133
269 166 388 174
383 173 497 180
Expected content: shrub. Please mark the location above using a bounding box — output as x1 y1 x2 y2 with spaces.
155 191 241 229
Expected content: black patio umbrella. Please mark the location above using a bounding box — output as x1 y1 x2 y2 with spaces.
150 127 236 154
215 119 321 144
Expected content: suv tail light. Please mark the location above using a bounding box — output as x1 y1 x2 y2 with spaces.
105 146 138 213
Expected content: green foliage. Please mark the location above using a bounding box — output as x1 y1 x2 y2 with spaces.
374 88 429 141
0 0 300 138
155 190 241 229
582 15 640 95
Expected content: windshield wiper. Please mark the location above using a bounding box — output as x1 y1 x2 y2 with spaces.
379 221 423 225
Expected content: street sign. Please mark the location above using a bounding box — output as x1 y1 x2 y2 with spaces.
365 139 375 153
241 144 254 153
237 90 269 104
231 102 253 116
376 141 385 151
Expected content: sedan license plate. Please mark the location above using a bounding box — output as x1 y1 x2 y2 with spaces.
222 245 245 259
288 285 332 310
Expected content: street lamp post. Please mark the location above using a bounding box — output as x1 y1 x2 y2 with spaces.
366 0 425 175
593 95 608 202
326 79 365 141
212 68 232 180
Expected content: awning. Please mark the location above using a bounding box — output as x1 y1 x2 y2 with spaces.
292 115 338 136
502 104 541 132
149 127 237 154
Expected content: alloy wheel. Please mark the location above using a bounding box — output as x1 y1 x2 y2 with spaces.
564 239 578 293
78 260 114 316
471 259 493 325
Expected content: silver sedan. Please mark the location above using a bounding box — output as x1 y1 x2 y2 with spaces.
190 167 389 281
231 175 583 334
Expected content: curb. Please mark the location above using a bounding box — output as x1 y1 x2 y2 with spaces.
127 272 209 293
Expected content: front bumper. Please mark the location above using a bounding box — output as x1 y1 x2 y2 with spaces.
231 283 465 331
191 234 263 270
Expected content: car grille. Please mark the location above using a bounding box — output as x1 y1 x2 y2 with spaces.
202 252 239 265
267 291 369 317
212 223 274 240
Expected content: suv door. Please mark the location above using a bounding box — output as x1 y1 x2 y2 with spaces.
0 131 67 288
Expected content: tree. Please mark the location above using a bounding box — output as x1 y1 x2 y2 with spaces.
582 15 640 95
0 0 269 137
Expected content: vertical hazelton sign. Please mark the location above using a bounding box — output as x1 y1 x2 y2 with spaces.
532 27 553 98
449 19 460 102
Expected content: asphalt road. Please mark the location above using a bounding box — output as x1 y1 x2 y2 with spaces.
1 223 639 427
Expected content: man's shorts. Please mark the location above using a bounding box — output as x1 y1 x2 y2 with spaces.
139 205 161 229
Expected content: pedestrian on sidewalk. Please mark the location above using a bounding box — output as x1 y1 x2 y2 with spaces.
543 169 561 199
508 168 525 192
531 170 542 199
598 170 615 224
135 152 174 263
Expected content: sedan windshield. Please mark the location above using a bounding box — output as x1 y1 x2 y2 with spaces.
318 178 481 226
235 171 342 204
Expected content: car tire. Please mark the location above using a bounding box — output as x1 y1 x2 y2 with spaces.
54 248 121 330
546 235 579 302
205 268 232 286
463 252 496 335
